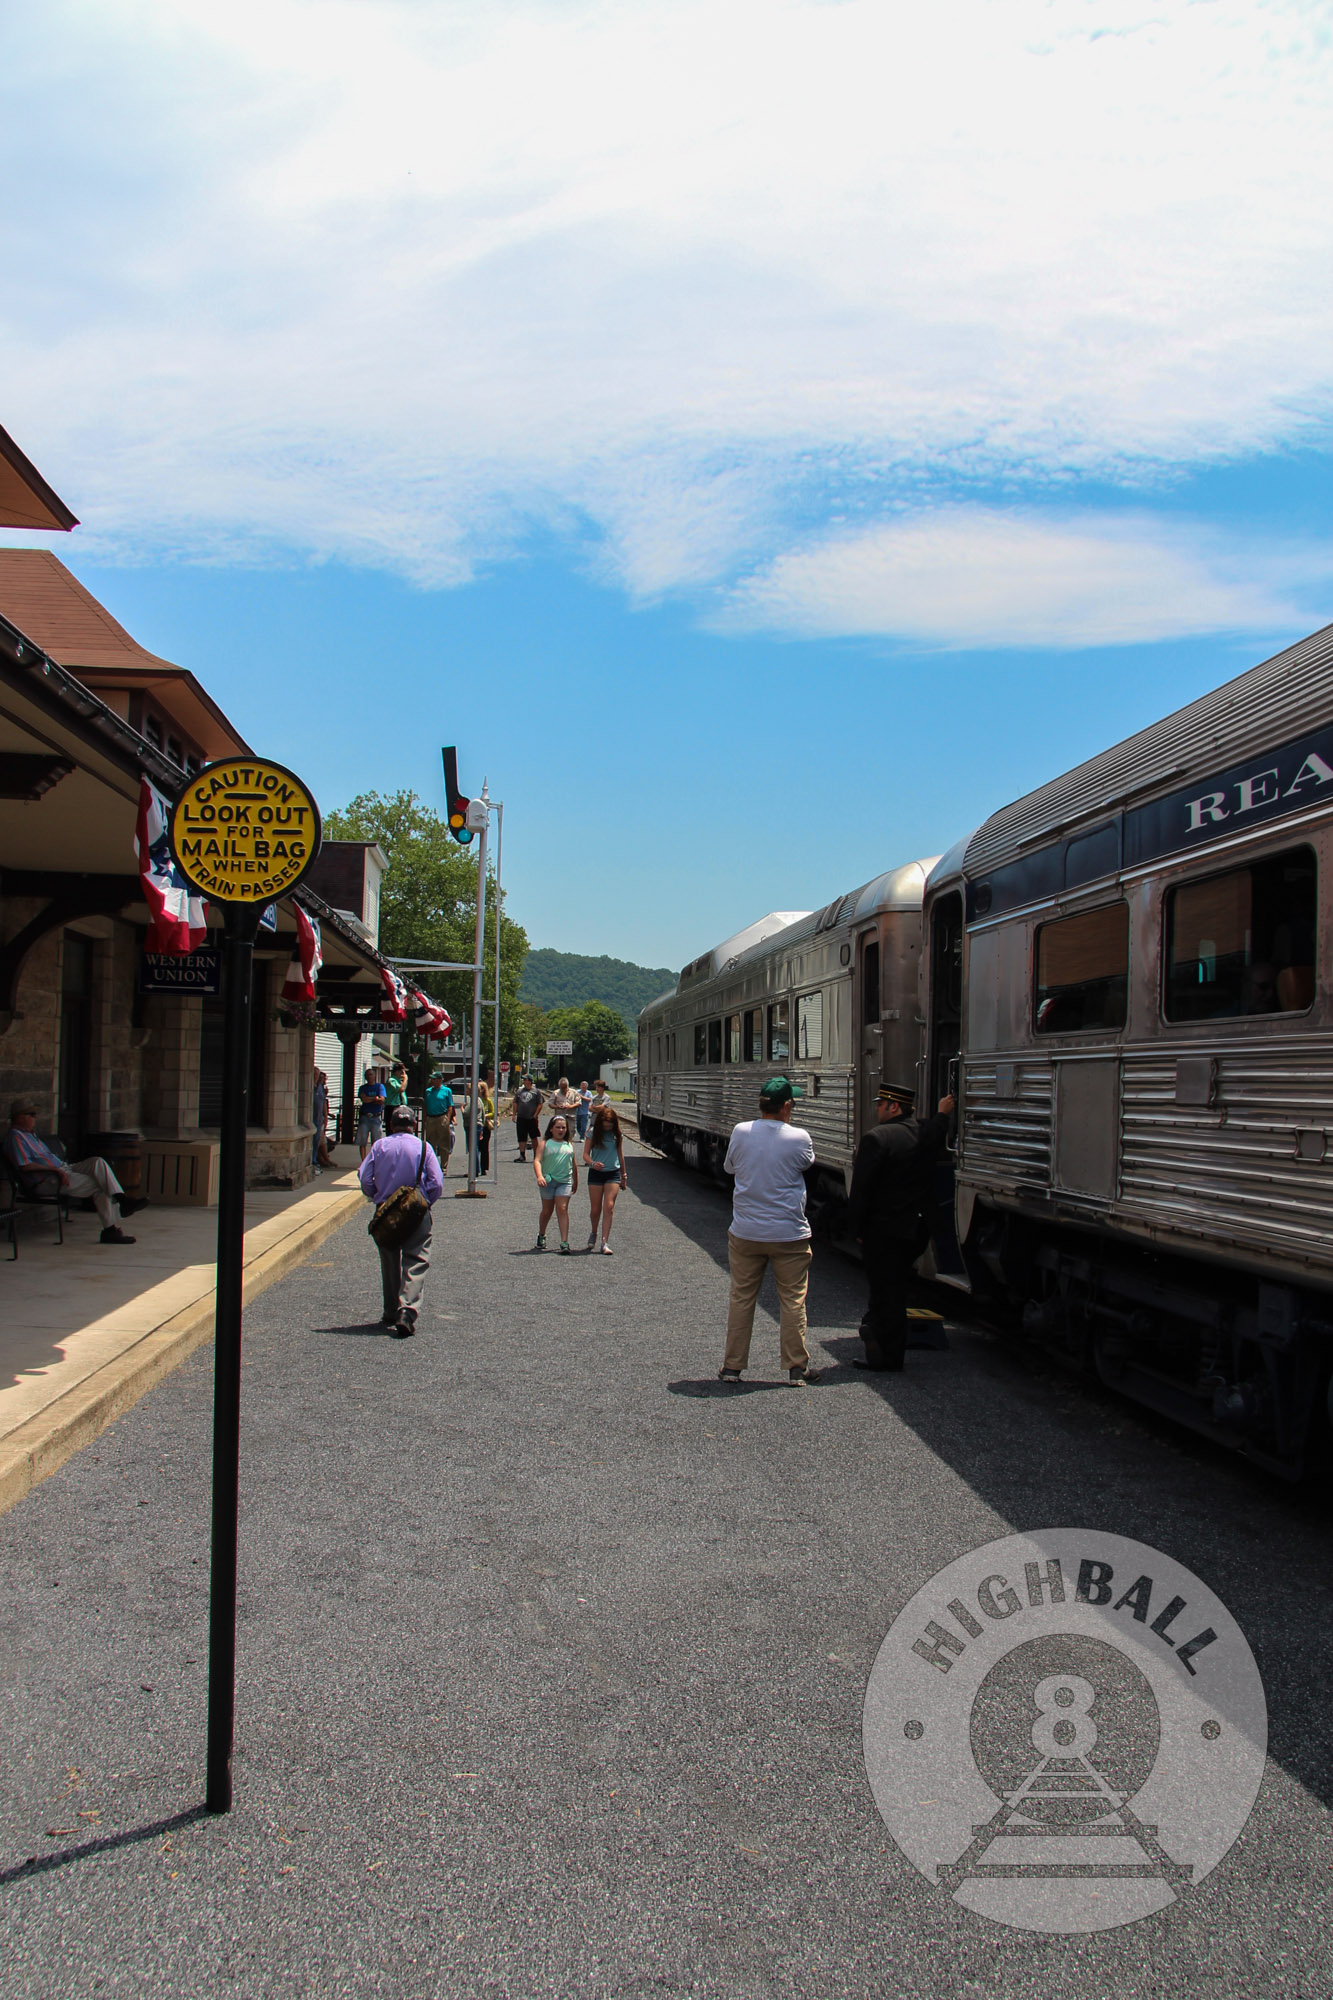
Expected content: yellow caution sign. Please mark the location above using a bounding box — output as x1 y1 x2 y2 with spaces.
169 758 321 904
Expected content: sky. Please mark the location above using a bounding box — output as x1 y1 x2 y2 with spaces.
2 0 1331 968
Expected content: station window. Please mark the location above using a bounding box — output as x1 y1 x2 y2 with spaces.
694 1023 707 1065
1035 903 1129 1034
1165 847 1316 1022
797 991 823 1060
727 1014 741 1063
743 1008 763 1061
708 1018 723 1064
768 999 790 1062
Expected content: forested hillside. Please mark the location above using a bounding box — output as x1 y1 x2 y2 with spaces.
520 949 676 1032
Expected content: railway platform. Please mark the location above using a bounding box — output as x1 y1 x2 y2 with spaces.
1 1137 1329 1997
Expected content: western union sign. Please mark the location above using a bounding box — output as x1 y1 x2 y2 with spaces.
169 758 321 903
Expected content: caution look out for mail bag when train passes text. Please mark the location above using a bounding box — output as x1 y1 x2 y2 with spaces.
168 757 322 904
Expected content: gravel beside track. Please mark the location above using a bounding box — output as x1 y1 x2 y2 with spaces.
2 1140 1330 1998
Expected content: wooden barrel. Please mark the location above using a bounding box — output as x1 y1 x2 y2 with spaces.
86 1130 144 1198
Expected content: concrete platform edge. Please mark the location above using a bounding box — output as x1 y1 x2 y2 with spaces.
0 1187 364 1519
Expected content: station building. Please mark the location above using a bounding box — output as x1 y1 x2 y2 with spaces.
0 521 395 1195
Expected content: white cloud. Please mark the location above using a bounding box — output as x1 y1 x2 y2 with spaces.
1 0 1332 616
726 510 1333 647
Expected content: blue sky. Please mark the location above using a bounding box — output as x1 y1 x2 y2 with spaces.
3 1 1332 968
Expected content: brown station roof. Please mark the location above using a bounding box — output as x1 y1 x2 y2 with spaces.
0 549 250 758
0 424 78 531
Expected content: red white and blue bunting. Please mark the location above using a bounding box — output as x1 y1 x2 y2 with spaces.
134 776 207 954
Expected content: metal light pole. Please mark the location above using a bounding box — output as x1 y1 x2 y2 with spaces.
490 799 503 1185
463 784 490 1195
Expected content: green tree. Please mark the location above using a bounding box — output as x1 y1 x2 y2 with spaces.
324 789 529 1073
543 1000 632 1081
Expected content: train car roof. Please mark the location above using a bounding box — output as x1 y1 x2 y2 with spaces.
922 832 974 898
962 618 1333 878
675 911 811 993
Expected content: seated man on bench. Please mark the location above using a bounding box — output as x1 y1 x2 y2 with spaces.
4 1097 146 1245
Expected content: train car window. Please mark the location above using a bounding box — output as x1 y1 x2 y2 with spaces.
708 1018 723 1064
862 939 881 1022
768 1000 790 1061
743 1008 763 1060
1165 847 1316 1022
1035 903 1128 1034
797 991 823 1059
693 1024 707 1064
726 1014 741 1063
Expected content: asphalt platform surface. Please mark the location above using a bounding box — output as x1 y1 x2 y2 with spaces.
2 1140 1332 1998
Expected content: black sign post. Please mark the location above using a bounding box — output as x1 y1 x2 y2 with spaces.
167 756 322 1816
206 899 260 1813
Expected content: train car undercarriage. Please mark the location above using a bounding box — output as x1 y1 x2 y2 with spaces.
964 1202 1333 1482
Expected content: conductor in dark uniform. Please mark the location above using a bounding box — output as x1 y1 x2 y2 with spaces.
847 1081 955 1371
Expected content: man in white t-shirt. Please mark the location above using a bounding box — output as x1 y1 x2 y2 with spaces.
718 1076 821 1386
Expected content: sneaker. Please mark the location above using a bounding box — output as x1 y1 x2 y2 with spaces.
599 1242 613 1255
391 1319 416 1340
788 1366 822 1385
535 1233 546 1250
559 1241 571 1255
717 1367 742 1383
99 1226 136 1245
586 1230 598 1251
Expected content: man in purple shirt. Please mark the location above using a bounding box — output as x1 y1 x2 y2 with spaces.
5 1096 145 1244
358 1104 444 1338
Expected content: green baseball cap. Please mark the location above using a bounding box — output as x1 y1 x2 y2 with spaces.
759 1075 803 1105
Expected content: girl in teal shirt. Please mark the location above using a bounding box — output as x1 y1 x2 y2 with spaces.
534 1113 579 1253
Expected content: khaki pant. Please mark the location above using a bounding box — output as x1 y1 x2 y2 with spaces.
724 1234 813 1373
65 1156 124 1230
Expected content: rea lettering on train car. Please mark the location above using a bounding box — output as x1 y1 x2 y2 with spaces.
1124 723 1333 867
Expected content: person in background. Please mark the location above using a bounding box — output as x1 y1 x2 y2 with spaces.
4 1096 146 1245
588 1079 612 1119
534 1112 578 1253
847 1082 955 1372
311 1068 336 1170
513 1075 543 1162
473 1079 495 1175
576 1080 593 1143
582 1104 627 1254
717 1077 820 1386
384 1060 408 1111
423 1070 455 1172
551 1076 581 1132
356 1068 387 1160
358 1104 444 1338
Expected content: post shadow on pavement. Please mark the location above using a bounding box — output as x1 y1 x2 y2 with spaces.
0 1805 208 1885
315 1320 396 1338
630 1148 1333 1817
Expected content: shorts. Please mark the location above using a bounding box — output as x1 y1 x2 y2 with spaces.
541 1180 572 1202
588 1166 620 1186
516 1117 539 1143
356 1114 383 1146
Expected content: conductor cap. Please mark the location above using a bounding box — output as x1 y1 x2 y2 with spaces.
877 1082 915 1108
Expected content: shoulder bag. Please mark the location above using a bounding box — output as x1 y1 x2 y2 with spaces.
368 1137 430 1249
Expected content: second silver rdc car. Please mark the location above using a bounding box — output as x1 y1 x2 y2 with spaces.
639 621 1333 1481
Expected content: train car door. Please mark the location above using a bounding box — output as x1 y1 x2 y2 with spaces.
855 928 882 1142
925 891 966 1279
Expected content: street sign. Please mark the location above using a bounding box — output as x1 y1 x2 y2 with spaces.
138 947 221 994
166 757 321 1818
546 1039 574 1055
168 757 321 904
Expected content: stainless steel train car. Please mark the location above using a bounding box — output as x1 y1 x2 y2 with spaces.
639 618 1333 1478
637 861 937 1216
921 620 1333 1479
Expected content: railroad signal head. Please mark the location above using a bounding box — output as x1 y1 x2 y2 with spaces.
442 745 474 845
